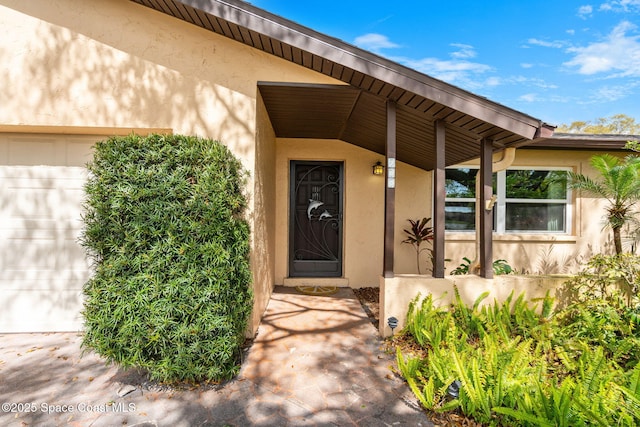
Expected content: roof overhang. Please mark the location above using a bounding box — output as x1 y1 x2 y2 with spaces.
527 133 640 151
130 0 555 170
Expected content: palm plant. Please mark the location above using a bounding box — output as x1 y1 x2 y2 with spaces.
568 154 640 254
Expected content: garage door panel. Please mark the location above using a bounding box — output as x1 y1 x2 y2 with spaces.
66 142 95 166
2 188 86 219
0 218 83 239
0 270 87 291
2 238 89 269
0 290 83 332
7 140 56 165
0 135 96 332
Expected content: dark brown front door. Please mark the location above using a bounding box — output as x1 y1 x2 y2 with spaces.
289 161 343 277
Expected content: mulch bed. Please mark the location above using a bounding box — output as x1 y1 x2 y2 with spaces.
353 287 380 327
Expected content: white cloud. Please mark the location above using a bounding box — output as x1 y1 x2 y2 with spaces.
585 81 640 103
599 0 640 12
594 85 629 100
519 93 539 102
399 56 492 87
527 38 565 48
564 20 640 76
485 77 502 86
578 5 594 18
521 63 534 68
353 33 400 51
505 76 559 89
388 44 493 89
450 43 477 59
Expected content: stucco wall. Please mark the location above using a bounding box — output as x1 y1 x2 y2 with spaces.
0 0 342 333
250 93 277 331
274 138 432 287
379 274 568 337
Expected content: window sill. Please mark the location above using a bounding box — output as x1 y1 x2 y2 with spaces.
445 232 578 243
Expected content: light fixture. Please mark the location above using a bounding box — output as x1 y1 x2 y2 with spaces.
387 316 398 334
372 161 384 176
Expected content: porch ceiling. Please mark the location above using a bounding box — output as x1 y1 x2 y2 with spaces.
131 0 555 171
259 82 517 170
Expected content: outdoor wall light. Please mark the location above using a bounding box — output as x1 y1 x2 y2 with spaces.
372 161 385 176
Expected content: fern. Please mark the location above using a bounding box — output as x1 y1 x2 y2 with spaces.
612 364 640 422
492 406 555 427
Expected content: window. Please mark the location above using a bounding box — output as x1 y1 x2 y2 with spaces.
445 167 570 233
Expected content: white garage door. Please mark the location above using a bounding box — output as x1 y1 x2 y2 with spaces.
0 135 96 332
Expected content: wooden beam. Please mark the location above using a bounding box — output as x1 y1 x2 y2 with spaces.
432 120 445 278
383 100 397 278
479 138 494 279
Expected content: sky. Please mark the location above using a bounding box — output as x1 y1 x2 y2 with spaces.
248 0 640 127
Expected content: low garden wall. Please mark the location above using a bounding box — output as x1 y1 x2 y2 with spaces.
379 274 570 337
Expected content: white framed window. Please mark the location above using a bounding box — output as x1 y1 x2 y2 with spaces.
444 167 571 233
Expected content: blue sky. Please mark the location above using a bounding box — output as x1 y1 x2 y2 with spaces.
249 0 640 127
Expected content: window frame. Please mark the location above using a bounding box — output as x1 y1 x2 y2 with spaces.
444 166 572 234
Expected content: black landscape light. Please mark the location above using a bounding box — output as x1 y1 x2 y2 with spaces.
387 316 398 334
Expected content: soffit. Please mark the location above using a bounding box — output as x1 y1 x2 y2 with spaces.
130 0 554 170
259 83 501 169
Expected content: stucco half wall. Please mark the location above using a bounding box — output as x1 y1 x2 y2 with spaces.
379 274 569 337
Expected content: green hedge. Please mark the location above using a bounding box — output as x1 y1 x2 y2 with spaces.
81 134 252 383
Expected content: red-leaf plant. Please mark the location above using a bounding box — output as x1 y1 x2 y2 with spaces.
402 217 434 275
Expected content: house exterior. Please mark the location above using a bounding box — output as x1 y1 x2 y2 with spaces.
0 0 635 333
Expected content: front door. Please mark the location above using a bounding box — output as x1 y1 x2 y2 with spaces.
289 161 343 277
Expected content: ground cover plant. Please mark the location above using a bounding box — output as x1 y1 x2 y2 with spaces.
81 134 252 383
396 255 640 426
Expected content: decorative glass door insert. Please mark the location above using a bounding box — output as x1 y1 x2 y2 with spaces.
289 161 343 277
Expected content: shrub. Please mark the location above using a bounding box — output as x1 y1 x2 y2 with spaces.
562 253 640 304
556 253 640 368
450 257 513 275
81 134 252 383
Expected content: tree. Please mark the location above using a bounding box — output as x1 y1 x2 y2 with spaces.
568 154 640 254
557 114 640 135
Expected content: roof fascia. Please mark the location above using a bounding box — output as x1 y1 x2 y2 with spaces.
529 133 640 150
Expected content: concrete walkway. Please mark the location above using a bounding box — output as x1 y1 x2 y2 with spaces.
0 287 433 426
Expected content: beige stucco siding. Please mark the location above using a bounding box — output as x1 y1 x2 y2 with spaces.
0 0 342 333
250 93 277 329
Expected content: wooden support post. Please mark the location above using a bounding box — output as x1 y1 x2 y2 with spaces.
479 138 494 279
432 120 446 278
383 101 397 278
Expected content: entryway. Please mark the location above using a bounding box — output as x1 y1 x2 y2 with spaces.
288 161 343 278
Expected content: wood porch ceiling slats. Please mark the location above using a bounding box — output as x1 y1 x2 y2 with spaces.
259 83 483 170
131 0 555 171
